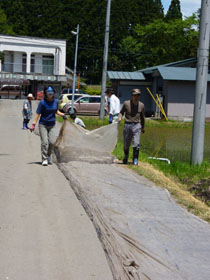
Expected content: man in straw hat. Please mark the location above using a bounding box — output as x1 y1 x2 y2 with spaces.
118 88 145 165
22 93 34 130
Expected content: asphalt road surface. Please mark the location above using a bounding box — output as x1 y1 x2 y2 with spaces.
0 100 113 280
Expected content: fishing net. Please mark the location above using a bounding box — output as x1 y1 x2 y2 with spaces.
55 120 119 164
54 119 210 280
59 161 210 280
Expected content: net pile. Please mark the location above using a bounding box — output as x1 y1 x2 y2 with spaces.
55 119 210 280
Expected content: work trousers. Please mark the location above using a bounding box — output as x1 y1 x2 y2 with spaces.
123 122 141 152
39 124 56 161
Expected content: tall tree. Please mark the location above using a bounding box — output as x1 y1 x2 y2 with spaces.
21 0 63 38
165 0 182 21
1 0 169 83
119 15 199 71
109 0 164 70
0 11 13 35
1 0 26 35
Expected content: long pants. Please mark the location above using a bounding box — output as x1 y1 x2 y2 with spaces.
23 118 29 124
39 124 56 161
123 123 141 152
23 118 30 128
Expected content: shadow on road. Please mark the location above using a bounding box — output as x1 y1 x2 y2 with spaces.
27 161 42 165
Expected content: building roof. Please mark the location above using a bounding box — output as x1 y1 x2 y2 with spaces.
107 58 197 81
158 66 210 81
107 71 145 80
0 33 66 43
138 58 197 74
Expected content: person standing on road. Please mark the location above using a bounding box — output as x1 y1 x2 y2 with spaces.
70 113 86 128
118 88 145 166
22 93 33 130
30 86 67 166
105 88 120 123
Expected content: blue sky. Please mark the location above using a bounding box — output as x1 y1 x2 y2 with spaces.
162 0 201 17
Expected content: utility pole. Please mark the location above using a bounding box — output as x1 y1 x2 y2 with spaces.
71 24 79 114
191 0 210 165
100 0 111 119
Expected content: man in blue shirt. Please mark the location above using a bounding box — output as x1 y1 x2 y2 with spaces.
30 86 67 166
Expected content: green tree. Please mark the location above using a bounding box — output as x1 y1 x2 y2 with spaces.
0 5 14 35
165 0 182 21
21 0 63 38
1 0 27 35
61 0 166 83
0 0 170 83
119 15 199 71
109 0 164 71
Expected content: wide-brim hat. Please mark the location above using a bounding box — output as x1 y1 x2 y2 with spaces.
105 88 114 94
131 88 141 95
27 93 34 99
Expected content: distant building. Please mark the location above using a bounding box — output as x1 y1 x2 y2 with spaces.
107 58 210 120
0 34 68 98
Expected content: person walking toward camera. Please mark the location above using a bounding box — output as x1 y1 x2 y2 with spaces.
105 88 120 123
118 88 145 165
30 86 67 166
22 93 33 129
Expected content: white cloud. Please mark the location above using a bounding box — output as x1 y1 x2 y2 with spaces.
162 0 201 17
181 0 201 17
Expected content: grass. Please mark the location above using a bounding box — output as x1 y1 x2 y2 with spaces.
57 116 210 222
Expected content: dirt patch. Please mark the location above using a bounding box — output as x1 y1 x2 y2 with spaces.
189 179 210 206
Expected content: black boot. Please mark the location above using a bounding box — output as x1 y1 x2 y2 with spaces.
133 148 139 165
123 150 129 164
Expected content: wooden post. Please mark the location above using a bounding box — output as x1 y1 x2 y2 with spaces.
78 73 80 90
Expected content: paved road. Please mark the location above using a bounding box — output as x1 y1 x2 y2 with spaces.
0 100 113 280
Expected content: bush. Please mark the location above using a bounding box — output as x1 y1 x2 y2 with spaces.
85 85 101 95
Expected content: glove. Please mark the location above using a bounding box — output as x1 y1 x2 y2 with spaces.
63 115 67 120
109 114 113 124
29 123 36 132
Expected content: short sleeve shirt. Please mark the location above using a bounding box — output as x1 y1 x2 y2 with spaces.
36 98 58 126
120 100 145 128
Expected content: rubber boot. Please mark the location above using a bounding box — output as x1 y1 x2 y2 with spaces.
133 147 139 165
123 150 129 164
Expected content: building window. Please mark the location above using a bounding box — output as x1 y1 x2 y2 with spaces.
3 52 13 72
42 55 54 75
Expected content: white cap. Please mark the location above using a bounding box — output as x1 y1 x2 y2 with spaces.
27 93 34 99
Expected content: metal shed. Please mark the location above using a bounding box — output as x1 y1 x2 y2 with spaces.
107 58 210 119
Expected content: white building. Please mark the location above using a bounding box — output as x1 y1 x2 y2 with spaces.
0 34 67 97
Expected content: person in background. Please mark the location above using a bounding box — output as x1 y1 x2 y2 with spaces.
118 88 145 166
105 88 120 124
70 113 86 128
22 93 33 130
30 86 67 166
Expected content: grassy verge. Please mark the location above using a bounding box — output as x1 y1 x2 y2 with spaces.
57 116 210 222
